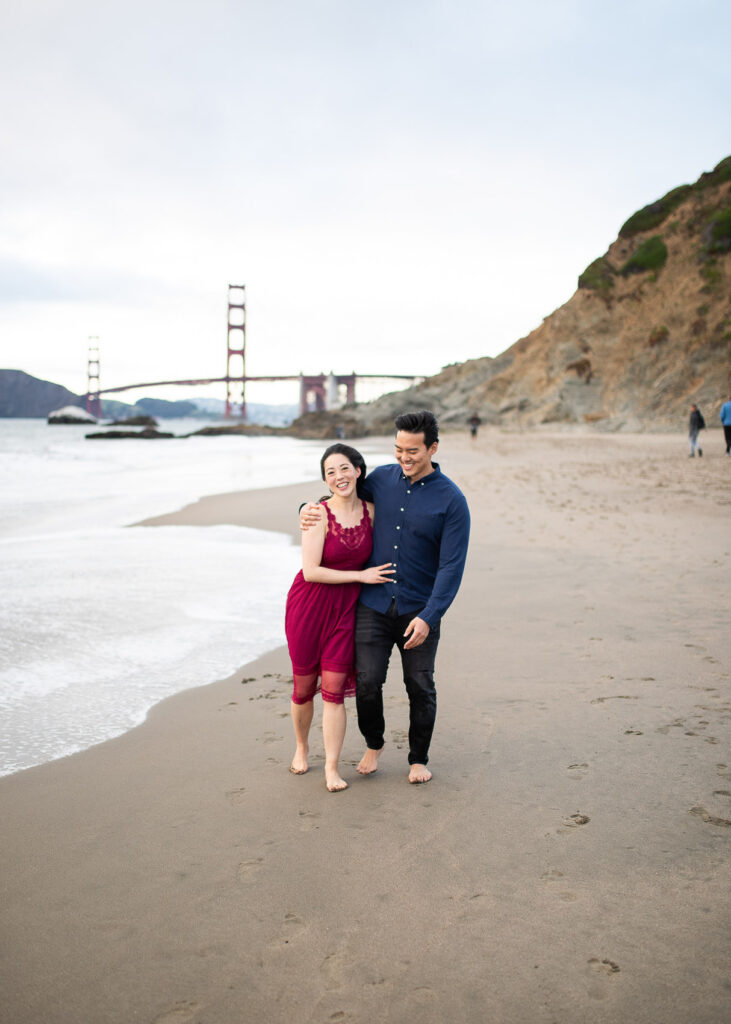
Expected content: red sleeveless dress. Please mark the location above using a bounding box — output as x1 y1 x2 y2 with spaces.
285 499 373 702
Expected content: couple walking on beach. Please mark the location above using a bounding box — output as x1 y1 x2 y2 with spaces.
285 410 470 791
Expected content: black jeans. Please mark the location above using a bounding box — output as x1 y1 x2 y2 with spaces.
355 602 440 765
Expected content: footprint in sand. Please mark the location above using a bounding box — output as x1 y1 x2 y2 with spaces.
225 787 247 805
689 805 731 827
559 813 590 832
585 958 620 1001
320 951 349 991
299 809 322 832
410 987 437 1003
153 1002 202 1023
589 957 620 974
237 857 264 882
390 728 408 749
274 911 307 947
656 719 685 735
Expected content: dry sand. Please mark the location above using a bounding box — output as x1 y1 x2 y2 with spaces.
1 430 729 1024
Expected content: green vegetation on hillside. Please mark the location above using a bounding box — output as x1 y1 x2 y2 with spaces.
619 155 731 239
619 185 692 239
578 256 615 294
622 236 668 275
703 207 731 254
696 155 731 190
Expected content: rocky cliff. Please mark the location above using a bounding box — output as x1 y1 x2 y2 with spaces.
294 156 731 436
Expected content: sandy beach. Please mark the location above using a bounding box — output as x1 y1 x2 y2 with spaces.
1 429 729 1024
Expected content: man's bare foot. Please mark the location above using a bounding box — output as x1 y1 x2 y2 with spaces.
357 746 383 775
325 769 349 792
409 763 432 784
289 746 309 774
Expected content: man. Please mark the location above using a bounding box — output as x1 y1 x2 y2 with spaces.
302 410 470 783
688 403 705 457
720 395 731 456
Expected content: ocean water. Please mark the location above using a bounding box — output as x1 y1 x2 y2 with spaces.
0 420 388 776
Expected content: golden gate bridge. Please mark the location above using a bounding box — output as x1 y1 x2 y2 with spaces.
84 285 420 419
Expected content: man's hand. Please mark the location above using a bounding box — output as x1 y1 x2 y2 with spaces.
403 616 430 650
299 502 323 531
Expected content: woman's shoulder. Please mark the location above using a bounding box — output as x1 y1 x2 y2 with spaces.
364 500 375 523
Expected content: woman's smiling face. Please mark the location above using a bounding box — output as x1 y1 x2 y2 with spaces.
323 453 360 496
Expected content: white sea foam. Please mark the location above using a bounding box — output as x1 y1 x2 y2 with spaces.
0 524 297 775
0 419 390 776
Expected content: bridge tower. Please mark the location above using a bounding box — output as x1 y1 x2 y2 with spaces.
86 337 102 417
225 284 246 419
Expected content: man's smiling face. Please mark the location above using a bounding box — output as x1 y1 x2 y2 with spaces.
394 430 438 482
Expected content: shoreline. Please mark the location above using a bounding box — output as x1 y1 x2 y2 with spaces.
133 477 324 538
2 431 729 1023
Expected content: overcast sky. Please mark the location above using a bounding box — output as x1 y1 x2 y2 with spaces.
1 0 729 407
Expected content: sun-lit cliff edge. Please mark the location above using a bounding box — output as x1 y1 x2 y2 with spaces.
293 156 731 436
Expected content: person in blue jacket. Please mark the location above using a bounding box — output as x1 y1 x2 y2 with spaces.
720 395 731 455
301 410 470 783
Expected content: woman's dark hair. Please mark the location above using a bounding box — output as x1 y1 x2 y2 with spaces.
320 443 368 497
394 410 439 448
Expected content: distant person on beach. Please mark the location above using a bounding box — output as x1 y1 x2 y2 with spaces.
468 412 482 439
285 443 394 792
688 403 705 457
301 410 470 783
720 396 731 455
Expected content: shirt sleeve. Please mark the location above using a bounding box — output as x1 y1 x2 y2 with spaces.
420 492 471 628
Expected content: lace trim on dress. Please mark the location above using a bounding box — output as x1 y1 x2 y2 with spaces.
322 499 372 551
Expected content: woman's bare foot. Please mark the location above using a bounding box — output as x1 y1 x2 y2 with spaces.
408 763 432 784
357 746 383 775
289 745 309 774
325 767 349 792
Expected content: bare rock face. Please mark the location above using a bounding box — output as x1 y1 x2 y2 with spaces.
303 156 730 436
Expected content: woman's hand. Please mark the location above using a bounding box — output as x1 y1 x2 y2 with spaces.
359 563 395 584
299 502 323 531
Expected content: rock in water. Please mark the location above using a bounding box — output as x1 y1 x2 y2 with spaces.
48 406 98 424
85 428 175 440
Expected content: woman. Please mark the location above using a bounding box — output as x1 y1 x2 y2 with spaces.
285 443 393 791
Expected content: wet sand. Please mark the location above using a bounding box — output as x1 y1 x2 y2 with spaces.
1 430 729 1024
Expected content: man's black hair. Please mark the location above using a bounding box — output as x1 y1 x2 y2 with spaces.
394 410 439 449
320 443 368 497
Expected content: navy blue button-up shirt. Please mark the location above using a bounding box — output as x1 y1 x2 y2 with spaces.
359 463 470 628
